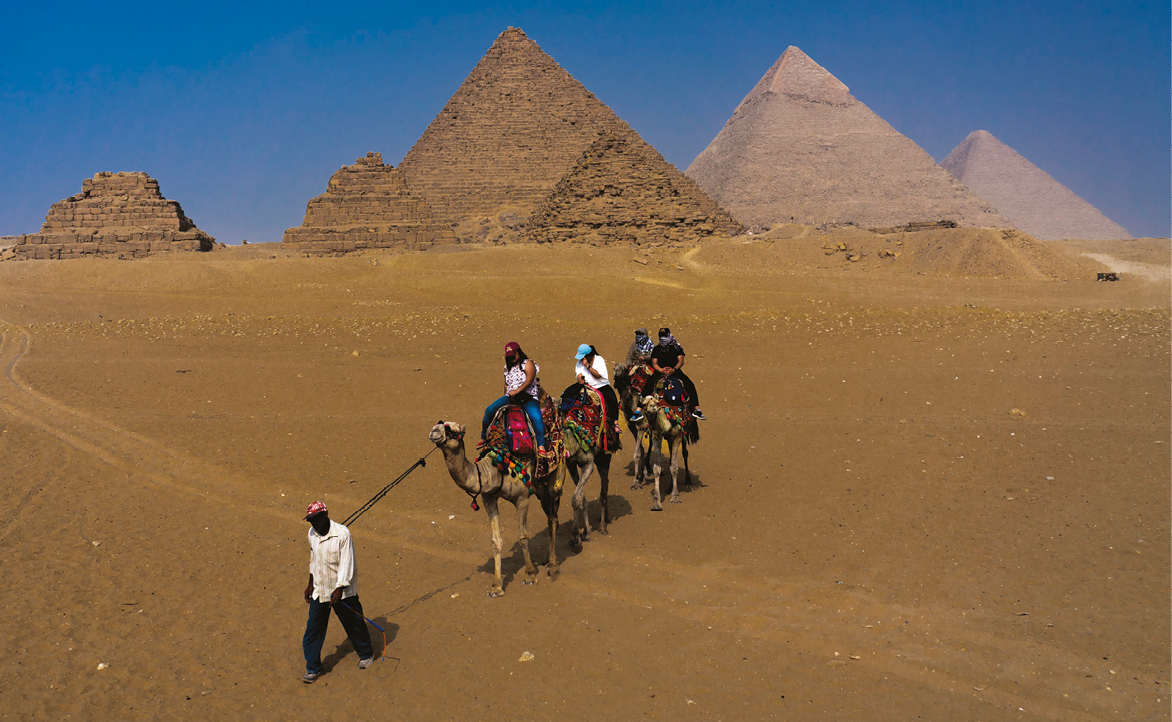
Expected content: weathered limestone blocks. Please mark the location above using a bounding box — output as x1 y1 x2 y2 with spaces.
525 130 744 244
12 172 214 259
282 152 456 254
397 27 630 226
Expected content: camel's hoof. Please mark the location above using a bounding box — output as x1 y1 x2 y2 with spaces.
522 579 535 586
547 566 560 580
581 533 592 543
651 503 662 512
598 527 608 536
631 482 643 491
670 495 682 504
487 588 505 598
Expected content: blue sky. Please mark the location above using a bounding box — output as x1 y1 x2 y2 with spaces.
2 0 1167 240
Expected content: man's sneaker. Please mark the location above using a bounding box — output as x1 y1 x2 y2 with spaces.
692 408 707 420
358 657 375 670
629 410 644 422
302 672 320 684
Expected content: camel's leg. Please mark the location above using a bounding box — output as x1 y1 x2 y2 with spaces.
515 493 538 585
632 428 649 489
669 434 683 504
571 457 595 545
484 497 505 597
629 426 644 489
650 433 664 511
541 473 562 580
566 462 584 547
597 452 612 535
682 438 693 489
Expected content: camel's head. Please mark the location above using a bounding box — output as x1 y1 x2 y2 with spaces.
641 395 659 415
429 421 466 448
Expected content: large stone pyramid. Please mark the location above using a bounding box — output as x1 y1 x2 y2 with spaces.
686 47 1012 231
526 129 743 244
940 130 1132 240
397 27 630 225
11 172 214 259
283 152 456 253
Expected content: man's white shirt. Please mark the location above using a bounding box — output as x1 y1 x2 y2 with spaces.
307 519 358 602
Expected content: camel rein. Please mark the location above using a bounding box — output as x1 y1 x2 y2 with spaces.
341 446 438 527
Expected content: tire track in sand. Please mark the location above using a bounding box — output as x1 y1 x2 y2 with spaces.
0 322 1128 719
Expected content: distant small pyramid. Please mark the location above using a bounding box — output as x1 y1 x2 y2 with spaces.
687 47 1011 230
12 172 213 259
525 130 743 244
398 27 628 225
940 130 1132 240
283 152 455 253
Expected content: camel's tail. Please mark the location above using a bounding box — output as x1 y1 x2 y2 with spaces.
686 417 700 445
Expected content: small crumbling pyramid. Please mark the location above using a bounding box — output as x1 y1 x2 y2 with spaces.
11 172 213 259
283 152 455 253
525 130 743 244
397 27 630 226
686 47 1012 231
940 130 1132 240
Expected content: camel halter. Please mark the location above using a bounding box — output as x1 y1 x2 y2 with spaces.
438 421 480 511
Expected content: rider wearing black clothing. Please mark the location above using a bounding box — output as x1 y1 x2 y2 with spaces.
646 327 705 420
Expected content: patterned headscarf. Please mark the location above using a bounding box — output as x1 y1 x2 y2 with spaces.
657 327 677 348
634 328 653 357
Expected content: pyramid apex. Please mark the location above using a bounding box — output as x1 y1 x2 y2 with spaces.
742 46 851 107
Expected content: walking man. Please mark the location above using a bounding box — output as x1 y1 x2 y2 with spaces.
302 501 374 683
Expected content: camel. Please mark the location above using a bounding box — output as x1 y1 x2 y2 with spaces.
614 364 654 488
428 421 564 597
562 412 614 546
642 395 698 511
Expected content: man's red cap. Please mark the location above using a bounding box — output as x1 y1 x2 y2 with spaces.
304 501 327 520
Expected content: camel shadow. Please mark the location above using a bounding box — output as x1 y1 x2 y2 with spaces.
321 614 398 672
475 494 634 587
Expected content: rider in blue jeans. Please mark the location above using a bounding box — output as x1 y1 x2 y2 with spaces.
480 341 547 454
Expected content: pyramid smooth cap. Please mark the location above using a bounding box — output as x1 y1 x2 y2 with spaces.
737 46 852 111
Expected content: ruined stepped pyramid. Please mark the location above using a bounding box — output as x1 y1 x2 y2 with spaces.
686 47 1012 231
525 129 743 244
10 172 213 259
940 130 1132 240
283 152 456 253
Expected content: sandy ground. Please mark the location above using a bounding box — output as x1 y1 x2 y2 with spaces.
0 239 1168 721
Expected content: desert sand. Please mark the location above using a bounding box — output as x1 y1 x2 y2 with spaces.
0 235 1168 721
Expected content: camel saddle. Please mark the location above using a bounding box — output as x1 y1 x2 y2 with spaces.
627 362 654 396
480 391 563 488
563 385 604 453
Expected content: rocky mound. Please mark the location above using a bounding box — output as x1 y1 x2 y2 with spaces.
940 130 1133 241
686 47 1012 231
11 172 213 260
397 27 629 226
283 152 456 254
524 130 743 244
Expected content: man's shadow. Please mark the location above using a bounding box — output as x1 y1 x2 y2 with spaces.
322 614 398 672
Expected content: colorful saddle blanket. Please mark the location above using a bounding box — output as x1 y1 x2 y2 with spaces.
479 391 563 490
628 363 654 396
563 386 603 454
654 377 690 429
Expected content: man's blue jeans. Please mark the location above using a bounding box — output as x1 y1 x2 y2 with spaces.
482 395 547 447
302 595 374 674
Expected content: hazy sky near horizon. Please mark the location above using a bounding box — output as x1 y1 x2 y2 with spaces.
2 0 1167 240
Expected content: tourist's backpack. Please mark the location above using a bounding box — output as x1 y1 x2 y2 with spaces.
506 406 535 455
662 376 686 406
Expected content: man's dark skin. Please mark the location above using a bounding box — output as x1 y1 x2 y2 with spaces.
304 512 344 607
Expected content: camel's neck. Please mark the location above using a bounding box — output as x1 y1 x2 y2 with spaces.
440 442 482 494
